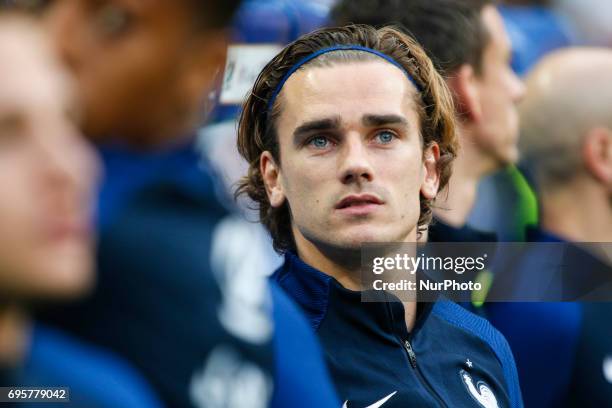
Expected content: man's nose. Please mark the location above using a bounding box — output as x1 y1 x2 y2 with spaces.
45 1 81 72
37 122 99 209
338 134 374 185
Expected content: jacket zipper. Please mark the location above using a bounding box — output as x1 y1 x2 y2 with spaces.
402 339 449 408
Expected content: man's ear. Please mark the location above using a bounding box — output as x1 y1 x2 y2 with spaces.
448 64 483 123
420 142 441 200
260 151 286 207
582 126 612 187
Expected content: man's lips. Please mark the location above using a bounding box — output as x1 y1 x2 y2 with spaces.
335 194 384 214
44 216 92 242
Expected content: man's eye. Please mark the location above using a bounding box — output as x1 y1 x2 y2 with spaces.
95 5 133 37
375 131 396 144
308 136 331 149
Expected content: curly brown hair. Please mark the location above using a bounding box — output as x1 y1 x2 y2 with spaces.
236 25 458 253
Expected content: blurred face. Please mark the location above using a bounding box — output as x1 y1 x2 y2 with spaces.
473 6 525 169
261 61 440 253
0 20 98 300
46 0 228 146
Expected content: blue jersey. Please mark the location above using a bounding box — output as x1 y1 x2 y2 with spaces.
486 227 612 408
19 324 163 408
38 141 339 408
273 251 523 408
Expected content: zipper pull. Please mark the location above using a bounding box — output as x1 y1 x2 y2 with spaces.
403 340 417 368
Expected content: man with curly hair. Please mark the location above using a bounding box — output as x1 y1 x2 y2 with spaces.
237 24 523 407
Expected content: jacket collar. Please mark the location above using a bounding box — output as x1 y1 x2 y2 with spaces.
272 251 435 337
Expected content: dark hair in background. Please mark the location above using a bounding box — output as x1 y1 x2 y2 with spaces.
190 0 242 29
332 0 493 75
235 24 458 253
1 0 242 28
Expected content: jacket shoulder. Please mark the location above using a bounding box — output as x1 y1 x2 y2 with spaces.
433 301 523 408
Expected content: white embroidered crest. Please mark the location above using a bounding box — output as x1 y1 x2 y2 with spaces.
603 355 612 384
460 369 500 408
190 346 272 408
210 217 274 344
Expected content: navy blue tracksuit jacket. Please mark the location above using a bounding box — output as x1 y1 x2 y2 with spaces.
273 252 524 408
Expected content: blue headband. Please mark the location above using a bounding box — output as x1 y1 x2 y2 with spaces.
266 45 422 112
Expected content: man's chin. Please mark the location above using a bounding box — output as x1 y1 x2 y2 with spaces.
329 230 399 249
302 222 416 253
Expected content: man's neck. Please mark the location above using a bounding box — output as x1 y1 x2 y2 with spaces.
0 304 30 368
295 236 362 291
293 230 419 331
541 181 612 242
433 126 496 227
433 157 481 227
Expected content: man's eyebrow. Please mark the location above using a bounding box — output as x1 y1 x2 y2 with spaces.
293 117 341 143
362 114 408 127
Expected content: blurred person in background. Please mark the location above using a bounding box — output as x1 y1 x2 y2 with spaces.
457 0 612 243
37 0 339 407
0 13 163 407
237 24 523 408
487 48 612 408
332 0 525 245
466 0 573 242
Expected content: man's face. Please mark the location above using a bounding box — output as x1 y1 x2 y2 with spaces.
0 21 98 300
262 61 439 252
473 6 525 169
47 0 226 145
